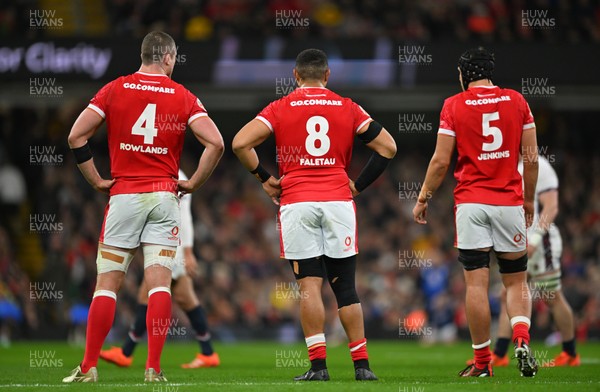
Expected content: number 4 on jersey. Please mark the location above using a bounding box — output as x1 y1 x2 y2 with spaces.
132 103 158 144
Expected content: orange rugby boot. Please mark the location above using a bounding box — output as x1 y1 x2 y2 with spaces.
99 346 133 367
181 352 220 369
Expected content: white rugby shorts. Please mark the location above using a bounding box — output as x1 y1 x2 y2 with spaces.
528 226 563 289
100 191 180 248
455 203 526 253
171 248 186 280
278 201 358 260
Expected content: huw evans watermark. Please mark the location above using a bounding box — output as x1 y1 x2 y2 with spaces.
29 9 63 29
275 10 309 28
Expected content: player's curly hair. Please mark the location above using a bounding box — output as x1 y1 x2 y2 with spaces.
458 47 495 90
295 49 329 81
141 31 176 65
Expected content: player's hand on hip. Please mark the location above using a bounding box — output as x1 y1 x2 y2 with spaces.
262 176 283 205
527 244 538 258
412 201 428 224
184 253 199 277
349 179 360 197
94 178 115 194
177 179 195 195
523 201 534 228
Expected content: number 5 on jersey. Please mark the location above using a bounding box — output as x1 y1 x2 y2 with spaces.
132 103 158 144
482 111 502 152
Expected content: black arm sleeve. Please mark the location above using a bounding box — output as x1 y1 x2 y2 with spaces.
354 151 392 193
357 121 382 144
71 143 93 164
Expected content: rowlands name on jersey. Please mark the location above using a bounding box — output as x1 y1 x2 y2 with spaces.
88 71 207 195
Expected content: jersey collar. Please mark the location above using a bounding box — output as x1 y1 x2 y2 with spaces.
135 71 168 77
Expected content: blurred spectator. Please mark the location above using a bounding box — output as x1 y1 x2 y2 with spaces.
0 145 26 237
1 0 599 42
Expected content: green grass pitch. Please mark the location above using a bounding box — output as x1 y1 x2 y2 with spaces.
1 341 599 391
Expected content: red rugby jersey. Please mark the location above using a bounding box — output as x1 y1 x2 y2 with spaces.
88 71 207 195
256 87 371 205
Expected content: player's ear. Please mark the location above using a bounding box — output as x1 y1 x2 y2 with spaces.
457 67 464 91
293 68 300 82
324 68 331 83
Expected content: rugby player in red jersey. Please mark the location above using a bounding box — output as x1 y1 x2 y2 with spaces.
99 169 220 370
233 49 396 381
412 47 539 377
63 31 224 383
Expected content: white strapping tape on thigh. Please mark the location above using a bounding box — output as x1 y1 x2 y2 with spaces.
96 246 134 273
143 244 178 270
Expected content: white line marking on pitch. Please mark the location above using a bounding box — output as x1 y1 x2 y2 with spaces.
2 380 600 388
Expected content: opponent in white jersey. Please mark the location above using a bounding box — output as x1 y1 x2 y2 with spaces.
489 156 580 367
518 156 562 287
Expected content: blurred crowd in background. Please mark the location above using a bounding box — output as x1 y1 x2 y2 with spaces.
0 104 599 346
1 0 599 42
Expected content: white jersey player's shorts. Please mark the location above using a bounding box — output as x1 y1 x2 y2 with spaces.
527 227 563 290
279 201 357 260
171 250 186 280
455 203 526 252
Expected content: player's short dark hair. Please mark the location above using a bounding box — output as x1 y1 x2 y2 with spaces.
141 31 176 65
458 47 495 89
295 49 329 81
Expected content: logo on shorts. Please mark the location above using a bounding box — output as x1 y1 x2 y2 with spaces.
513 233 523 243
343 236 353 251
168 226 179 241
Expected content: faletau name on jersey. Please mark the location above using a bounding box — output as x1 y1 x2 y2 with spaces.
122 83 175 94
478 150 510 161
465 96 511 106
290 99 342 107
120 143 168 154
300 157 336 166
